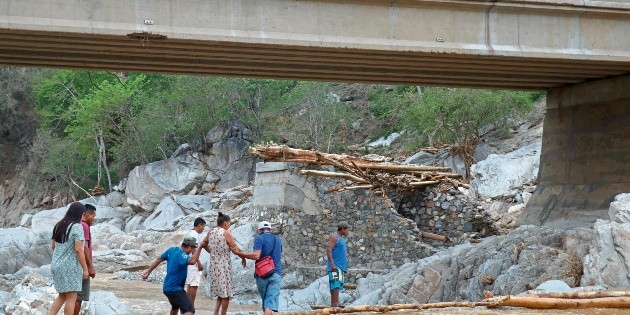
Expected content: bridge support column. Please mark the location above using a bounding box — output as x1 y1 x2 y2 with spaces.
520 74 630 227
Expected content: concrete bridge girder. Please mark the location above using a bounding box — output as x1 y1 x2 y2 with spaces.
0 0 629 89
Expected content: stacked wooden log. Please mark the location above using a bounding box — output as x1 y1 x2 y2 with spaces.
249 145 468 194
286 291 630 315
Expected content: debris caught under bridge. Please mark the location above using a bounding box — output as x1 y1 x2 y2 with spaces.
249 145 469 195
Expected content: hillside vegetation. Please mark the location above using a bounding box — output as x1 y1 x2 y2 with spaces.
0 67 543 196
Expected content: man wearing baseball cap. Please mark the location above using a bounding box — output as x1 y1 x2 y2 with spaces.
142 236 206 315
238 220 283 315
327 221 350 308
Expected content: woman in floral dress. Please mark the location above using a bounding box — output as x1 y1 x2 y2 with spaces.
49 202 89 315
201 212 246 315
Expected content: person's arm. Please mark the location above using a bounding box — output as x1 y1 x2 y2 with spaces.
85 243 95 278
187 246 203 265
142 257 165 280
74 240 89 280
188 237 208 265
327 233 338 271
225 230 247 267
200 233 211 253
238 249 261 261
82 225 95 278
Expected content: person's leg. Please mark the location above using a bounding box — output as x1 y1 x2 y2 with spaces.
263 273 281 315
213 297 222 315
330 288 340 307
165 292 180 315
177 290 196 315
73 301 82 315
187 285 198 305
220 297 230 315
63 292 78 315
49 292 66 315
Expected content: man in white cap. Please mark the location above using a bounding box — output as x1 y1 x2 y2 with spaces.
238 221 283 315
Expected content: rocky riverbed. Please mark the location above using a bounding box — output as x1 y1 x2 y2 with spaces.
2 117 630 314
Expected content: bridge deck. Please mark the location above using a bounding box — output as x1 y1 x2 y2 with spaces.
1 0 629 89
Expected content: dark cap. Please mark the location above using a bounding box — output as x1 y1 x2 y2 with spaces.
337 221 350 229
182 237 198 247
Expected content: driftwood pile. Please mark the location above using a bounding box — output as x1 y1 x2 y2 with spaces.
288 291 630 315
249 145 468 195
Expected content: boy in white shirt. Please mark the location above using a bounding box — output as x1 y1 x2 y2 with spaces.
186 217 206 305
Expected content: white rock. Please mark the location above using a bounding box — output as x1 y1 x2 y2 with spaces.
125 155 208 212
20 214 33 228
143 198 185 231
535 280 572 293
609 193 630 223
86 291 132 315
368 132 402 147
470 141 541 199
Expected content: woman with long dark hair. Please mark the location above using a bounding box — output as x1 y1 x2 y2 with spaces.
201 212 246 315
48 202 89 315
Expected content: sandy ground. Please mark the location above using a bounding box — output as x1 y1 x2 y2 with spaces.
91 273 261 314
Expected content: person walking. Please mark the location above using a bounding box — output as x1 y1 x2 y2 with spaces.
185 217 206 306
327 221 350 308
142 237 205 315
200 212 246 315
48 202 89 315
73 203 97 315
238 221 282 315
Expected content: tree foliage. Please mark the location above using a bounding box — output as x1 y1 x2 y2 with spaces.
24 69 540 194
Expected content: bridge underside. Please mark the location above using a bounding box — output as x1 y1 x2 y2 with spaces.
1 0 630 90
0 28 628 90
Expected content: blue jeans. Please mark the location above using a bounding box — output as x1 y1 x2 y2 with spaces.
255 273 282 312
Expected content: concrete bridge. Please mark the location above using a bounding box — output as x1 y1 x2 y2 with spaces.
1 0 629 226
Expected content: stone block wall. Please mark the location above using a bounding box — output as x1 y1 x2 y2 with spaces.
397 188 490 240
252 162 436 274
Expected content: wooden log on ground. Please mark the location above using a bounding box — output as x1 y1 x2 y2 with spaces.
344 283 358 290
489 295 630 309
299 170 368 183
285 301 495 315
421 231 450 242
526 291 630 299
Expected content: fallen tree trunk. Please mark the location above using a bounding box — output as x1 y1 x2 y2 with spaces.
421 231 450 242
493 295 630 309
287 294 630 315
527 291 630 299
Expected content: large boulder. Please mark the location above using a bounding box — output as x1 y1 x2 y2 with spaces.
204 119 255 191
2 272 55 315
609 193 630 223
0 227 52 275
280 276 353 310
85 291 132 315
470 141 541 199
142 197 185 231
126 154 208 212
352 222 630 305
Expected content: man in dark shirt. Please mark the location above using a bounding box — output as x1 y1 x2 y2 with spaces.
142 237 205 315
238 221 283 315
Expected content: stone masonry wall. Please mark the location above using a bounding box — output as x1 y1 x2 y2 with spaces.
252 163 436 274
251 162 491 281
398 188 491 241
